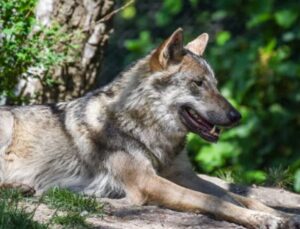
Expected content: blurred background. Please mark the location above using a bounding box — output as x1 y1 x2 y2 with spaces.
1 0 300 192
101 0 300 192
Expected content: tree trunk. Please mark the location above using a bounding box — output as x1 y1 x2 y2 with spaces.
16 0 114 104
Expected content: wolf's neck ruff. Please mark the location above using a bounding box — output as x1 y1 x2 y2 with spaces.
103 55 188 166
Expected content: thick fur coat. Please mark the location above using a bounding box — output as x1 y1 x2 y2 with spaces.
0 28 299 229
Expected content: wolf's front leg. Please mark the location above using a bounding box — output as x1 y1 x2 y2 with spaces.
161 152 300 228
160 152 243 205
110 153 287 229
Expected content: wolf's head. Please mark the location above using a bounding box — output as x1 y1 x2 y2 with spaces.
117 28 241 143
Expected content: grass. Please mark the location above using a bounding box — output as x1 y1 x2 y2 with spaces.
42 187 103 214
0 187 105 228
0 189 47 229
265 166 293 189
215 170 236 183
215 166 294 191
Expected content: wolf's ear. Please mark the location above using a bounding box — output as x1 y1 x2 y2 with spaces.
150 28 184 71
186 33 209 56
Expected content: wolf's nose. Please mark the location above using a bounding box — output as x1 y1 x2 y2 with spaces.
228 110 241 123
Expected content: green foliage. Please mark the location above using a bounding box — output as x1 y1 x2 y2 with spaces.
42 187 103 214
265 166 293 189
216 31 231 46
122 5 136 20
105 0 300 191
294 170 300 192
0 189 47 229
274 10 298 28
42 188 103 228
0 0 81 104
0 187 105 228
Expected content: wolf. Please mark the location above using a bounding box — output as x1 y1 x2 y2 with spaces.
0 28 299 228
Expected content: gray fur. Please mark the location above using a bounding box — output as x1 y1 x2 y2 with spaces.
0 43 235 197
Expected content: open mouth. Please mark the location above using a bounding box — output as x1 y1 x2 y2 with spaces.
179 106 221 142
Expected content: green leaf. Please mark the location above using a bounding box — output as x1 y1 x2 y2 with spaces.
124 31 151 54
163 0 182 15
195 142 239 173
247 13 271 28
294 169 300 192
121 6 136 20
274 10 298 28
155 11 171 27
244 170 267 184
216 31 231 46
189 0 198 8
211 10 227 21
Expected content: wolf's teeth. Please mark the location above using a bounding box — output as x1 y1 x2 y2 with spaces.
210 126 216 134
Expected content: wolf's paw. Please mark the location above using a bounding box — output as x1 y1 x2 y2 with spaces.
285 214 300 229
251 213 285 229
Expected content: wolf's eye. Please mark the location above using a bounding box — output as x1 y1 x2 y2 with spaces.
193 80 203 87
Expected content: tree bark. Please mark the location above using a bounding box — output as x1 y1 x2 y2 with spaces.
16 0 114 104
